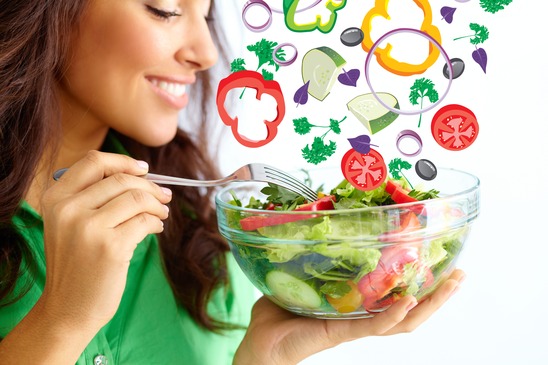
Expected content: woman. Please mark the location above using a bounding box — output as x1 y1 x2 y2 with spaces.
0 0 465 364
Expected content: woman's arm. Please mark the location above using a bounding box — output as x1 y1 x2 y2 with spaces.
0 151 172 364
234 269 465 365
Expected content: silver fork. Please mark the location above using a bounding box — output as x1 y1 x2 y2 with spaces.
53 163 318 202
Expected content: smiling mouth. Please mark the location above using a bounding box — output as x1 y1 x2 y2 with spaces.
148 78 187 98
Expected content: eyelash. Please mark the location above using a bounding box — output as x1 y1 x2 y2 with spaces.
145 5 181 20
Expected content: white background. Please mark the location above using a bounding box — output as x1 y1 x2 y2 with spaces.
210 1 548 364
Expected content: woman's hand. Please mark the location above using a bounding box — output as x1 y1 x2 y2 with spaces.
38 151 172 332
234 269 465 365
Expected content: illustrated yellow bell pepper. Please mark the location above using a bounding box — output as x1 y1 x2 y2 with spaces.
284 0 347 33
360 0 442 76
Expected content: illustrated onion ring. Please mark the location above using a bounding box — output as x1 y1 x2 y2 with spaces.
272 43 298 66
396 129 423 157
242 0 273 32
365 28 453 116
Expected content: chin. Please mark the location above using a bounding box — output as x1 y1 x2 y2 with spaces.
124 120 179 147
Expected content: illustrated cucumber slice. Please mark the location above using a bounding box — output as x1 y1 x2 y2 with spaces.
265 271 322 309
302 46 346 101
347 93 400 134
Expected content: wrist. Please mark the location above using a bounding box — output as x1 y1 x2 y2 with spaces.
0 296 101 364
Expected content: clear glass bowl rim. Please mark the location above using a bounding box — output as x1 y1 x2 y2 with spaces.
214 167 480 216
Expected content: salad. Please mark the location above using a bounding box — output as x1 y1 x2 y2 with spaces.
224 177 468 317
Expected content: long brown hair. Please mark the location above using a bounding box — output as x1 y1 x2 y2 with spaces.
0 0 233 331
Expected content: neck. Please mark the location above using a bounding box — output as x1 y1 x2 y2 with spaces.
25 116 108 213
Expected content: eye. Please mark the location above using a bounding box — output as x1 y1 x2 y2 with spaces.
145 5 181 20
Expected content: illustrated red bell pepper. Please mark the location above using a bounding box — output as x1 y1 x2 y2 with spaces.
216 70 286 148
239 195 335 231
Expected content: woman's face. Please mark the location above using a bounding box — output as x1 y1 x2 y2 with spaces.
59 0 217 146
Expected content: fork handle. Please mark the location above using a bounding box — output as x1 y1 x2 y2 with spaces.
145 173 236 187
53 168 236 188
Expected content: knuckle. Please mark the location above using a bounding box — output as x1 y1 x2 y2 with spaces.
129 189 148 206
112 172 132 187
84 150 103 166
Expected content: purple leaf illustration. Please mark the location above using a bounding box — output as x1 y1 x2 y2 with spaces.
294 81 310 107
338 68 360 87
441 6 456 24
348 135 378 154
472 48 488 73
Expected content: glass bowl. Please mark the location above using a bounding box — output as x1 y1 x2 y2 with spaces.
215 168 480 319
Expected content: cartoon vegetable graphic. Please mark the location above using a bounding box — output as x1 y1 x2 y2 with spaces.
453 23 489 44
480 0 513 13
216 70 286 148
388 158 413 189
301 46 346 101
338 68 360 87
293 115 347 164
236 39 286 99
360 0 442 76
409 78 439 128
283 0 347 33
440 6 456 24
454 23 489 73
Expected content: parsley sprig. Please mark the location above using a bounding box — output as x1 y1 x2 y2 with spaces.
230 39 286 99
293 116 347 165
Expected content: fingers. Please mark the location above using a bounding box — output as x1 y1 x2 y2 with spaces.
97 188 170 228
325 295 418 343
54 151 150 194
325 269 465 342
383 269 465 335
76 172 172 209
115 213 166 247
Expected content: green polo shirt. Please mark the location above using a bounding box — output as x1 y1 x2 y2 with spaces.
0 135 256 364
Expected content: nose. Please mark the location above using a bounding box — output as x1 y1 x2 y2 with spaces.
175 11 218 71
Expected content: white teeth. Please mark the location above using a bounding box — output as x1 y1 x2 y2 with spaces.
152 79 186 97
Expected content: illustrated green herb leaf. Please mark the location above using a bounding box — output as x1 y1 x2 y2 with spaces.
329 118 342 134
409 78 439 128
261 69 274 81
302 137 337 165
454 23 489 45
293 117 313 135
294 116 347 165
230 58 246 73
479 0 513 14
239 39 285 99
247 38 286 72
388 158 413 188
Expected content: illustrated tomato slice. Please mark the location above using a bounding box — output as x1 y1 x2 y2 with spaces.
341 148 387 191
431 104 479 151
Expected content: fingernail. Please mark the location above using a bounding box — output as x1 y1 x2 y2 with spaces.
136 160 149 170
161 187 172 197
406 297 418 311
163 205 170 214
457 273 467 284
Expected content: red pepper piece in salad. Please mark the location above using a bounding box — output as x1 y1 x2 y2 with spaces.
239 195 335 231
358 244 420 311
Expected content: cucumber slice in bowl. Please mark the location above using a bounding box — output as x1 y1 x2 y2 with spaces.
265 270 322 310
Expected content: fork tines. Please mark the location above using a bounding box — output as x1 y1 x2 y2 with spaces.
262 166 318 202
